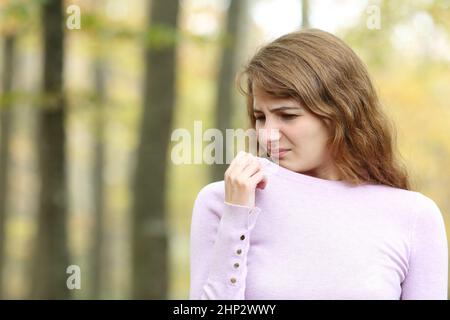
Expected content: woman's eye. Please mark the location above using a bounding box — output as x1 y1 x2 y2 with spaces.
255 116 265 121
281 114 298 120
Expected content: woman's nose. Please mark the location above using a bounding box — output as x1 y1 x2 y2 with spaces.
259 127 281 149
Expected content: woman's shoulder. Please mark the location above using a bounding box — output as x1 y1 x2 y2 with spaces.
355 185 444 226
196 180 225 199
402 191 447 251
387 187 442 213
387 188 445 230
408 191 444 221
363 183 437 207
192 180 225 212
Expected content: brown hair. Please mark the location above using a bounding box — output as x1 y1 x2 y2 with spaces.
238 28 411 190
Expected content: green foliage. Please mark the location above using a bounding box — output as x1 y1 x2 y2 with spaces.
143 24 179 50
0 0 42 35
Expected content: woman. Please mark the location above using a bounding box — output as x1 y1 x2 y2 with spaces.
189 29 448 299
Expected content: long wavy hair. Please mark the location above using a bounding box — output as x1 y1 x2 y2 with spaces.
238 29 411 190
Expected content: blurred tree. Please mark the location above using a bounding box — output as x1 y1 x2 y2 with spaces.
342 0 450 68
31 0 70 299
131 0 180 299
0 0 42 299
0 34 15 300
91 54 107 301
90 0 108 300
91 48 106 299
211 0 246 182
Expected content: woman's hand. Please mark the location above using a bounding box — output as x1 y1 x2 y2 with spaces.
224 151 267 208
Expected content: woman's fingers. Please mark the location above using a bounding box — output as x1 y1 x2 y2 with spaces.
256 174 268 189
249 170 267 189
234 154 252 173
226 151 247 175
241 157 261 178
224 151 267 207
226 151 253 178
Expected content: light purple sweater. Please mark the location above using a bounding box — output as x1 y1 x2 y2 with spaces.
189 157 448 300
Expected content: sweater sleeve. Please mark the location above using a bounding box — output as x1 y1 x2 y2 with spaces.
400 194 449 300
189 184 261 300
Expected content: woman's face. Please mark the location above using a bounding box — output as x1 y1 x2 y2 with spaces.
253 85 341 181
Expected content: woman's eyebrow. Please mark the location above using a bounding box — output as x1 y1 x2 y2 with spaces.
253 106 300 113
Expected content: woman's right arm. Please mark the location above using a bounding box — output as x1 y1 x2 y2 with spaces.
189 152 266 299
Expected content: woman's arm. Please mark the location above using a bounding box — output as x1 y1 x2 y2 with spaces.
190 152 266 299
189 185 261 300
400 194 448 300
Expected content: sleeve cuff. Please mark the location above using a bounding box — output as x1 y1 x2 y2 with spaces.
221 201 261 232
206 202 261 288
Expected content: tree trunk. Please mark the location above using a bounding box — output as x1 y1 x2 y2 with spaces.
131 0 179 299
91 57 106 299
211 0 244 182
0 35 15 300
31 0 70 299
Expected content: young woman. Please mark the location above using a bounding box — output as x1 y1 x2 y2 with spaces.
189 29 448 300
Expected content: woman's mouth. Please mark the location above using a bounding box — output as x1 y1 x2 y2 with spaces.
269 148 291 159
